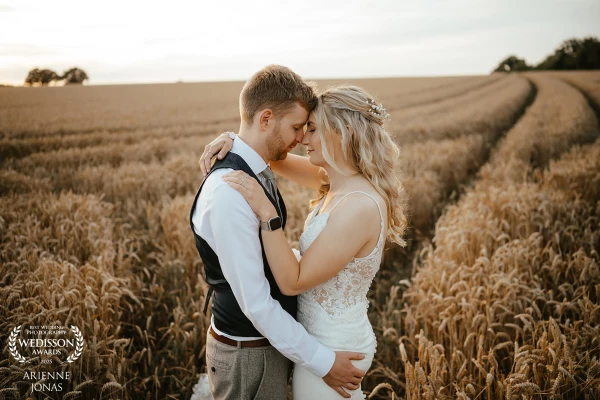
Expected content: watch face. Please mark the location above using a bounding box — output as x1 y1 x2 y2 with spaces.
269 217 282 230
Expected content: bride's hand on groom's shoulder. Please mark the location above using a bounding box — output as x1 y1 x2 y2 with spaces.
223 170 277 221
199 131 235 177
323 351 367 398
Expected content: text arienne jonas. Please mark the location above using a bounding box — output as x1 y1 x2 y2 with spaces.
24 371 72 380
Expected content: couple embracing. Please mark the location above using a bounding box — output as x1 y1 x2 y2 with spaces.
190 65 407 399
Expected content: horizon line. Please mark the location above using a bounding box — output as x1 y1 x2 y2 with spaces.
0 71 495 88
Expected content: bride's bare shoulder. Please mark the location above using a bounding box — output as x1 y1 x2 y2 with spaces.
352 186 386 212
333 189 385 220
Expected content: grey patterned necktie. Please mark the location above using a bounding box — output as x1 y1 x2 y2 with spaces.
259 166 281 215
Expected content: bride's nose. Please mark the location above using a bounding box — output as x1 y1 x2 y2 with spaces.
301 132 310 146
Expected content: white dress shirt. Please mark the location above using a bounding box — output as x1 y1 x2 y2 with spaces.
191 136 335 378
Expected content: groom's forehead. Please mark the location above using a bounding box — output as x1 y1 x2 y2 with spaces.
285 104 310 124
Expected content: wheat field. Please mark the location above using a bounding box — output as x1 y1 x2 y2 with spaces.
1 72 599 399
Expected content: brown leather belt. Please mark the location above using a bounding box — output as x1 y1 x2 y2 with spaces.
209 326 271 348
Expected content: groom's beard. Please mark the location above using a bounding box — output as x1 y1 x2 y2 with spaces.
266 121 290 161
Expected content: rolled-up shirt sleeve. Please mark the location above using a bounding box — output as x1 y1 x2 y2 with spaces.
208 181 335 378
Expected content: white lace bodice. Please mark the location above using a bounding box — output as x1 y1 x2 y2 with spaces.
296 191 384 352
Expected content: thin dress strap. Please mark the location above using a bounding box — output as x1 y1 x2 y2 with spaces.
313 196 327 216
328 191 385 239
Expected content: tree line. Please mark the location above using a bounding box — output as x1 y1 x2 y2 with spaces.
494 37 600 72
24 67 89 86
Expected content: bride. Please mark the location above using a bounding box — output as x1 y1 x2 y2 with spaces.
198 85 408 399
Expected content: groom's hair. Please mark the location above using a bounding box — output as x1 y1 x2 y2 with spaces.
240 65 317 125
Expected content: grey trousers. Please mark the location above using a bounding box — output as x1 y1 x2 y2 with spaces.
206 328 292 400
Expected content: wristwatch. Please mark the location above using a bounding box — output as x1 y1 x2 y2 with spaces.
260 216 282 231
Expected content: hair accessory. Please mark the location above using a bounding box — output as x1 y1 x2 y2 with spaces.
366 99 390 120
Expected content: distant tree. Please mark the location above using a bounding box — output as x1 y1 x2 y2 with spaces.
40 69 60 85
493 37 600 73
24 68 41 86
535 37 600 70
24 68 60 86
61 67 89 84
493 56 531 73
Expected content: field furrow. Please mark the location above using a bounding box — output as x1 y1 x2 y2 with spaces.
392 75 532 144
0 118 237 160
384 75 504 112
556 72 600 115
8 135 210 190
479 74 599 186
372 74 600 399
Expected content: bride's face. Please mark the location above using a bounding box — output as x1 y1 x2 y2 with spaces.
302 112 343 168
302 113 325 167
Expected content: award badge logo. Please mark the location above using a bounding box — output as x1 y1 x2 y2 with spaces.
7 324 85 393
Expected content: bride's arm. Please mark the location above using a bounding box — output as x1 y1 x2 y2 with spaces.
199 132 328 190
271 154 328 191
223 170 379 296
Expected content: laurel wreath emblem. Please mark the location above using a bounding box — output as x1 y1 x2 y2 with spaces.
66 325 84 363
8 325 84 364
8 326 26 363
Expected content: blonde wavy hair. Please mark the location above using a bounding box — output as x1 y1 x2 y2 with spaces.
310 85 408 248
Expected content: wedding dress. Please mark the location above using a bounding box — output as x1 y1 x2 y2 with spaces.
292 191 385 400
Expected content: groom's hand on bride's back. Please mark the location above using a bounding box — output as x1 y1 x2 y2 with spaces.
323 351 366 398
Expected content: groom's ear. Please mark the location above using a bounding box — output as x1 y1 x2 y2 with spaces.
258 109 274 132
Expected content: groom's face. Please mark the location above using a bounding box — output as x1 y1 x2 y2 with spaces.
266 102 309 161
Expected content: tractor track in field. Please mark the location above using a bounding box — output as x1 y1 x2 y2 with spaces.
559 77 600 123
377 75 537 277
386 74 505 113
366 73 600 399
1 116 241 142
367 77 539 372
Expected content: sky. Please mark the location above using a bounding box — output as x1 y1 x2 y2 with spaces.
1 0 599 85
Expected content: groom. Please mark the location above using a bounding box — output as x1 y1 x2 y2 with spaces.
190 65 366 399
